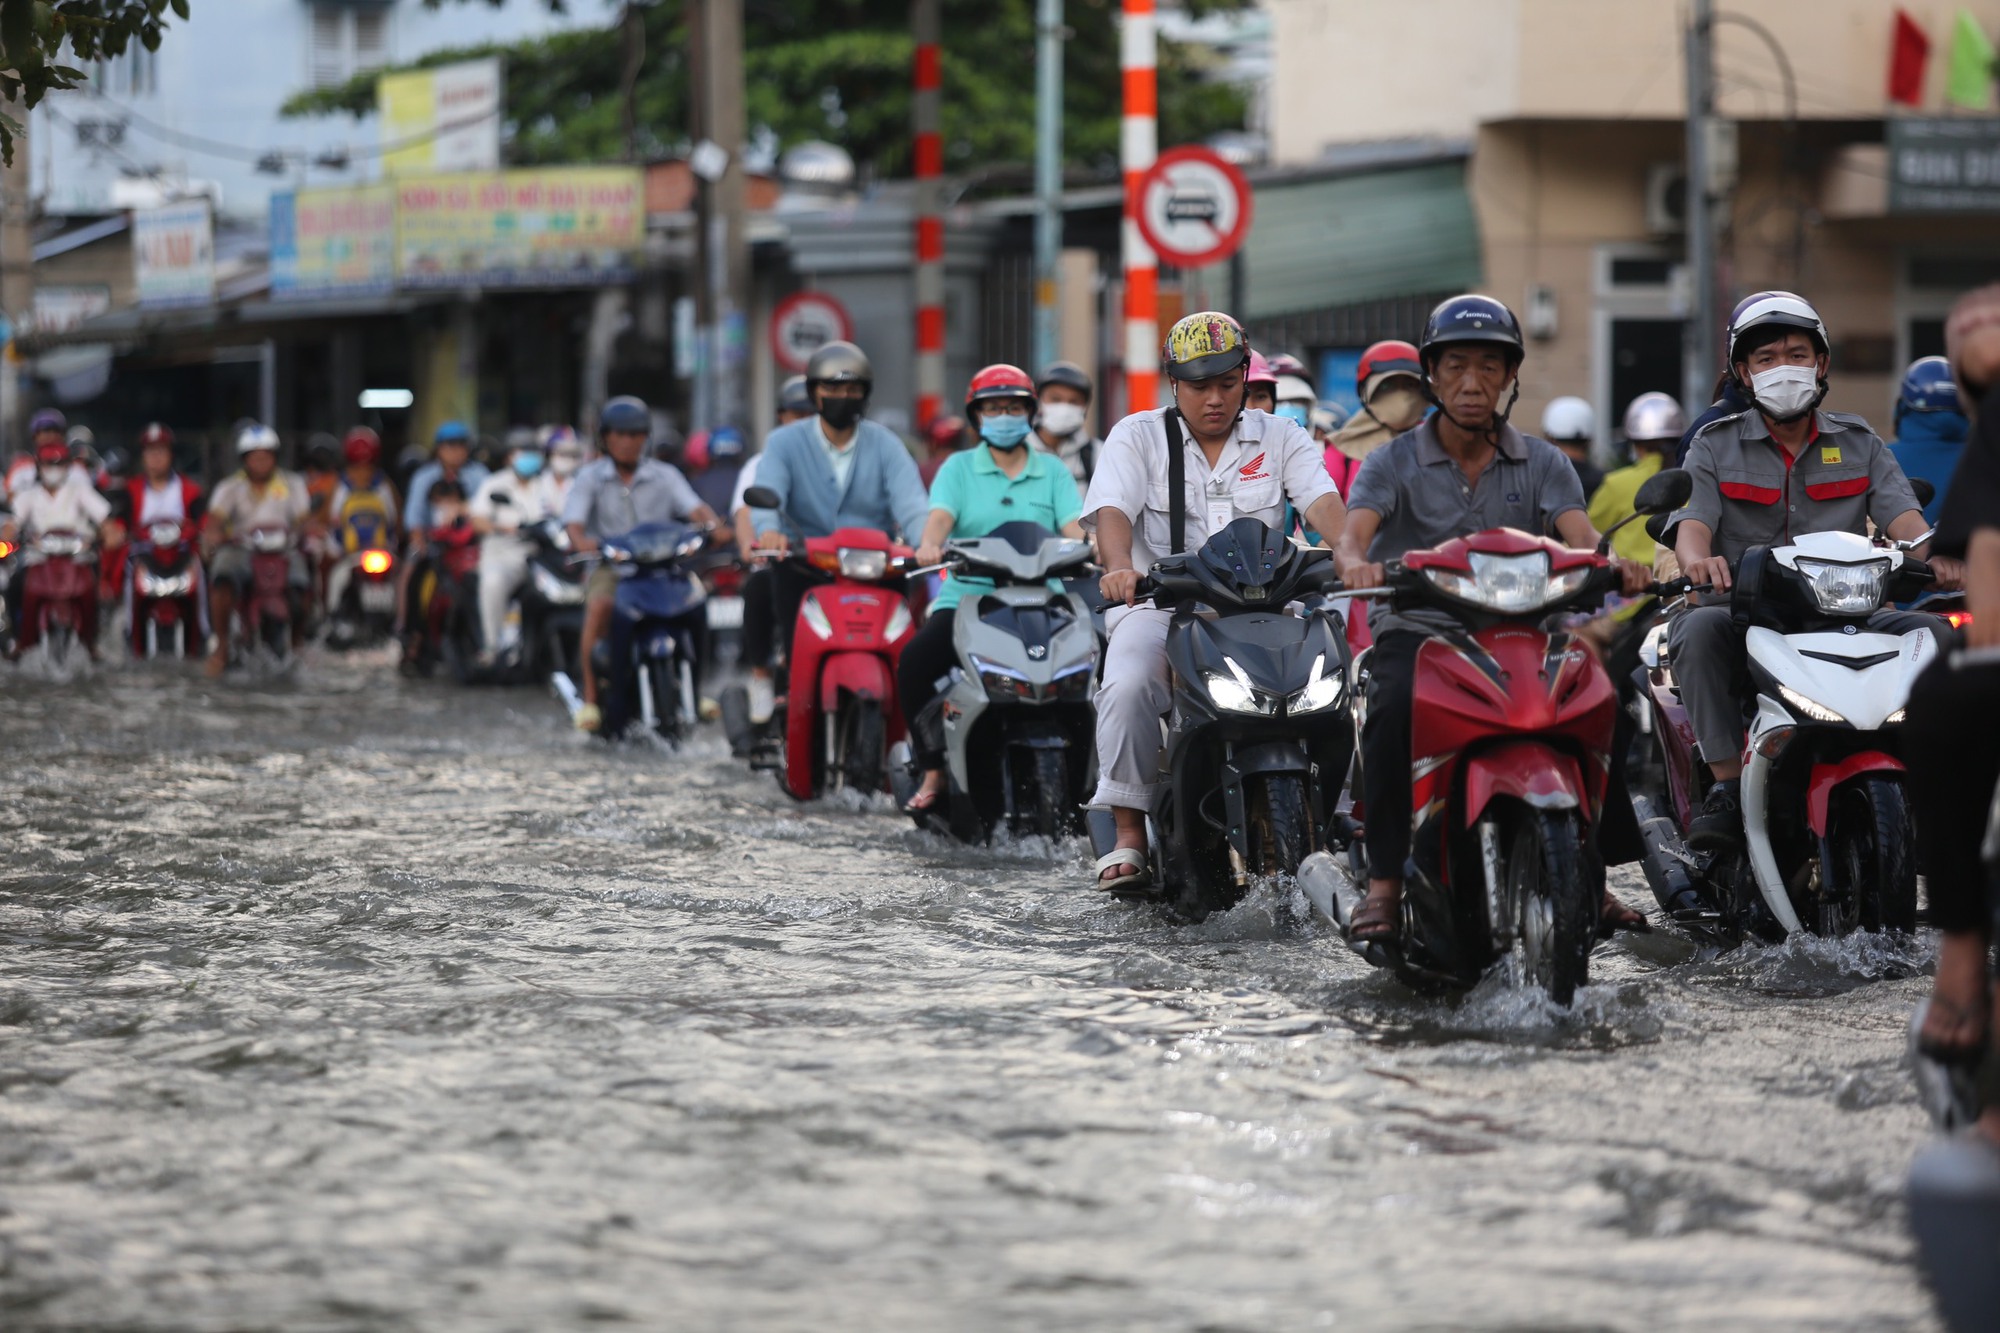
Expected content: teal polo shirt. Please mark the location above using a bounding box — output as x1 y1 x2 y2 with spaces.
927 445 1084 612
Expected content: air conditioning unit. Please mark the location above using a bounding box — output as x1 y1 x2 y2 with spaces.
1645 163 1686 236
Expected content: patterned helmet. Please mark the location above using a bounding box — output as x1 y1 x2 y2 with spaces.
1162 311 1251 382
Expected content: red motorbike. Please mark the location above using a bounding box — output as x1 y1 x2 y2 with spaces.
128 519 205 659
19 530 98 667
225 526 300 665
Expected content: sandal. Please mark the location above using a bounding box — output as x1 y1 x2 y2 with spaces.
1917 990 1993 1067
1094 847 1151 891
1348 888 1399 942
1598 894 1653 938
903 786 942 814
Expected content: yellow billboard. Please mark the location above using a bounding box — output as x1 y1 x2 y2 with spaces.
393 168 645 288
378 57 502 178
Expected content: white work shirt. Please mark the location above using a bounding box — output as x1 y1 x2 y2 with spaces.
730 454 761 514
1081 407 1337 573
137 480 187 525
819 420 857 494
10 479 110 540
470 469 552 533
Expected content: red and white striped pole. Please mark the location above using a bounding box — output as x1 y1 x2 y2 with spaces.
912 0 946 431
1120 0 1158 414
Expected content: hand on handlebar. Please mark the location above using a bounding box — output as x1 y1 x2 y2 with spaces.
756 531 790 554
1099 567 1144 607
1683 555 1733 599
915 542 945 568
1930 555 1967 592
1339 561 1386 592
1613 557 1652 597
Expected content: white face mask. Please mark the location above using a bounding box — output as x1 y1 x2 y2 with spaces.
1749 364 1822 421
38 465 67 489
1037 401 1086 437
549 452 580 477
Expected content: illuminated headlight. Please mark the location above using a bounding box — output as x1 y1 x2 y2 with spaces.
1885 707 1906 725
1204 655 1274 715
1423 551 1593 614
1795 557 1890 615
1285 652 1344 714
531 564 585 604
800 596 835 640
970 653 1036 701
1777 683 1847 725
838 547 889 581
137 569 194 598
885 600 913 641
37 533 84 557
147 522 183 546
1051 660 1094 700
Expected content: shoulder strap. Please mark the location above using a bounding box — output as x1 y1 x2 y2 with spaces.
1163 409 1187 555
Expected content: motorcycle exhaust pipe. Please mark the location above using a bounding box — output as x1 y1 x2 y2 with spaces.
1630 792 1717 923
551 670 585 721
1297 851 1394 965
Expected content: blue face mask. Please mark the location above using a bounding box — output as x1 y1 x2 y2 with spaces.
980 414 1033 450
512 452 546 478
1275 402 1312 428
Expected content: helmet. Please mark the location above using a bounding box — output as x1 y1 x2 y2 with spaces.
1162 311 1251 382
778 374 814 415
433 419 472 447
1419 295 1525 369
540 424 582 456
1622 391 1686 443
100 446 128 479
710 426 746 462
66 425 95 459
682 430 709 471
805 340 873 389
1312 403 1350 434
343 426 382 466
599 395 651 437
1035 360 1093 400
305 435 340 470
1897 355 1958 416
1245 350 1278 388
139 422 175 452
1267 353 1312 389
965 363 1036 413
28 408 66 438
926 414 966 449
1274 374 1315 406
1725 290 1828 365
1355 340 1423 396
1540 396 1596 442
235 423 280 456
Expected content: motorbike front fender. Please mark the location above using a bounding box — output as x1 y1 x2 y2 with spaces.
1806 750 1906 837
818 650 894 713
1461 740 1585 828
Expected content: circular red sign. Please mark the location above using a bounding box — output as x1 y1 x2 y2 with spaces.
1132 146 1255 269
769 290 855 374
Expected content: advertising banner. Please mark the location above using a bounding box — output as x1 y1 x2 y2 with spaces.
133 200 215 308
1888 118 2000 212
379 57 503 178
394 168 644 288
270 185 397 299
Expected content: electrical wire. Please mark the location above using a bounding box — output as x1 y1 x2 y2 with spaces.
71 86 505 168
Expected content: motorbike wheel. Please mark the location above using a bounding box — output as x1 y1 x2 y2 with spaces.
1253 774 1313 877
839 697 886 794
648 657 686 745
1506 807 1595 1007
1027 746 1071 840
45 623 71 669
1829 778 1918 935
262 614 290 662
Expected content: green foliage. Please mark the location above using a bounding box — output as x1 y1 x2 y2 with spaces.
0 0 191 163
287 0 1249 183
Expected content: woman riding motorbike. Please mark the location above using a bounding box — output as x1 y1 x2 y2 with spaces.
897 364 1086 813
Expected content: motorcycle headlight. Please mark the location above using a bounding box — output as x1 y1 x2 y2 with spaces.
1051 660 1094 700
137 568 194 597
676 532 706 557
1777 683 1847 725
37 533 84 557
969 653 1036 701
800 596 835 641
531 564 585 604
147 522 183 546
1285 652 1344 714
838 547 889 581
1794 557 1890 615
1422 551 1593 614
1204 655 1274 715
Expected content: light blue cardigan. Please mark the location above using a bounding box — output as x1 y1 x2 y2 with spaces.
751 417 931 544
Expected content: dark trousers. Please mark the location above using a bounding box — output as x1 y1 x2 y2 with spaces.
742 562 824 671
1361 629 1426 877
1906 653 2000 934
895 609 957 768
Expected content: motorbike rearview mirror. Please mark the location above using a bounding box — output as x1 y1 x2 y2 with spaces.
1643 511 1676 546
1911 477 1937 509
741 485 782 511
1895 525 1938 552
1633 468 1694 516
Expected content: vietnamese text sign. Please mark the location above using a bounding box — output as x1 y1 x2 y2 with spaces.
133 200 215 308
394 168 644 288
1889 118 2000 212
34 285 112 333
270 185 397 299
379 58 502 178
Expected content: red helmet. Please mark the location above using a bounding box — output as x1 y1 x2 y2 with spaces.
342 426 382 466
34 439 70 464
926 414 967 449
1246 350 1277 387
965 363 1036 413
1355 339 1422 395
138 422 175 451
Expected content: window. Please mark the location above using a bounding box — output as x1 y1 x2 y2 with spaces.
309 3 392 89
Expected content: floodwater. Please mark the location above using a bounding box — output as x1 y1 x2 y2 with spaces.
0 654 1942 1331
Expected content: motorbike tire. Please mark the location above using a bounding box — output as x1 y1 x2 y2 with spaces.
648 657 686 745
1506 807 1594 1007
1254 774 1313 878
1829 778 1918 935
45 623 70 669
1027 746 1071 840
262 614 290 662
839 697 886 794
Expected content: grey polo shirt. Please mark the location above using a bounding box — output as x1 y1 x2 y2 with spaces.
1668 408 1919 564
1345 419 1586 634
561 457 704 541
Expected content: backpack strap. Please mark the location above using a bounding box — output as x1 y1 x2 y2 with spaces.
1164 409 1187 556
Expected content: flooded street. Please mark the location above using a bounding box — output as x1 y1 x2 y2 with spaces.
0 655 1941 1330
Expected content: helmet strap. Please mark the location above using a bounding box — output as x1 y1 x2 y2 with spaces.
1420 361 1520 446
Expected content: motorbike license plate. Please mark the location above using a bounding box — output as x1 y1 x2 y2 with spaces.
359 583 396 613
707 596 744 630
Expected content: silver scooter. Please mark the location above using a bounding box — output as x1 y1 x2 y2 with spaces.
892 521 1098 842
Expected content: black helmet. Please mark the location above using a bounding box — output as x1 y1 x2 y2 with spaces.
305 434 341 470
805 340 872 390
600 395 651 437
778 374 813 415
1418 294 1525 369
1035 360 1093 400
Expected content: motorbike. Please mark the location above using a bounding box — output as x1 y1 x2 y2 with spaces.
487 518 587 688
1628 525 1943 942
219 526 301 669
1085 518 1354 919
413 525 484 682
889 522 1099 842
700 552 747 675
0 528 17 653
738 486 916 800
128 519 203 659
1301 469 1694 1004
17 530 97 668
324 533 399 650
584 521 710 743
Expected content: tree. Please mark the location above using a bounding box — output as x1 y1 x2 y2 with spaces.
282 0 1248 186
0 0 192 162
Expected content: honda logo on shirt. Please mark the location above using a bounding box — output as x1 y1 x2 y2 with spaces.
1238 452 1269 482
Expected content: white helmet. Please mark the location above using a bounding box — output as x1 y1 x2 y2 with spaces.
1621 391 1686 444
1540 396 1595 442
1274 374 1316 406
235 423 280 456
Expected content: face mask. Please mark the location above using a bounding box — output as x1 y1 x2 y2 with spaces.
435 504 466 528
818 398 865 431
1037 401 1086 437
1367 384 1428 431
980 414 1033 450
512 452 545 479
38 465 66 489
1748 364 1822 421
550 452 580 477
1275 402 1312 428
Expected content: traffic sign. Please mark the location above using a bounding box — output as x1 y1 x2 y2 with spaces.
1133 146 1254 270
769 290 854 374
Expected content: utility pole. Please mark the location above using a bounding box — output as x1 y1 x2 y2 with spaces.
1119 0 1157 413
911 0 945 432
1030 0 1063 374
0 104 32 455
1682 0 1718 418
689 0 749 433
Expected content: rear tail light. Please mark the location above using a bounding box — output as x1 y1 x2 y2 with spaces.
360 549 394 576
1946 610 1973 630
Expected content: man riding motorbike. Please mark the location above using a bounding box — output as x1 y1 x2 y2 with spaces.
397 421 489 667
1665 290 1961 851
1331 294 1654 941
469 434 559 666
1033 360 1101 486
1588 392 1685 564
1890 354 1970 525
1542 395 1605 499
1324 340 1428 496
898 364 1087 813
8 410 73 499
563 395 719 733
741 340 930 727
202 423 312 675
117 424 208 655
2 435 111 659
1086 311 1349 889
